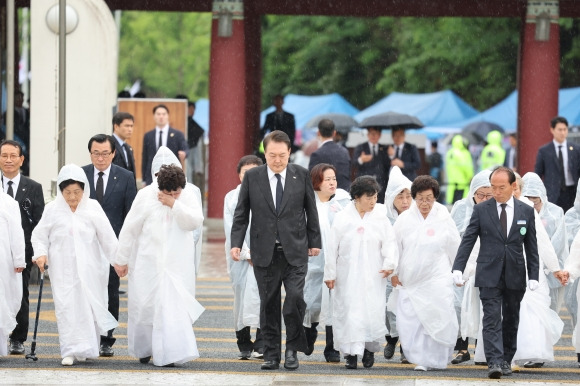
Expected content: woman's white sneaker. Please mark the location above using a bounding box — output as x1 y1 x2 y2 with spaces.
414 365 428 371
61 356 74 366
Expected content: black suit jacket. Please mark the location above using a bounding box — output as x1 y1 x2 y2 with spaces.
260 111 296 148
142 127 188 185
308 140 351 191
534 141 580 203
390 142 421 181
231 163 321 268
112 136 136 180
9 175 44 266
452 198 539 290
82 164 137 237
504 147 517 169
352 142 390 189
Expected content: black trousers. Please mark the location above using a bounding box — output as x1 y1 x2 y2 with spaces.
235 327 264 352
100 265 120 346
10 265 31 343
253 248 307 362
479 286 525 366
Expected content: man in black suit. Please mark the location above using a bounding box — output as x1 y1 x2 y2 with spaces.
503 134 517 172
231 130 321 371
451 166 556 379
82 134 137 357
534 116 580 212
352 127 390 203
389 127 421 181
308 119 351 191
0 140 44 355
260 95 296 152
141 104 188 186
111 112 136 180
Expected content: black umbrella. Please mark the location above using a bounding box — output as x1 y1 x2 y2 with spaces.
304 113 359 135
358 111 424 130
461 121 504 145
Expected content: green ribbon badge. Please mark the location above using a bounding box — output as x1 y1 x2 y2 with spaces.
520 227 527 236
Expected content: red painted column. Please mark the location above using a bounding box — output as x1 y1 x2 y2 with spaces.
517 1 560 174
208 1 247 218
244 7 262 155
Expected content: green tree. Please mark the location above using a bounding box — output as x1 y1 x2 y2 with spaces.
118 11 211 100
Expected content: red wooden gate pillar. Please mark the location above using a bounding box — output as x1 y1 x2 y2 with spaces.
517 1 560 174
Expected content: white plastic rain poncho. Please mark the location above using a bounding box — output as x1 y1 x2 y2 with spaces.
385 166 412 225
116 147 205 366
0 192 25 357
565 228 580 352
305 188 350 327
392 202 460 369
31 164 119 359
522 172 568 312
224 184 260 331
323 203 397 356
564 187 580 326
450 169 492 236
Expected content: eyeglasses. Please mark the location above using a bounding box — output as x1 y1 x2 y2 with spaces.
91 152 112 159
475 192 493 200
0 154 21 160
415 196 435 204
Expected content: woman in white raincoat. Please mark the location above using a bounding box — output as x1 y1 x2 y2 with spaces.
324 176 397 370
565 227 580 368
0 192 25 357
304 163 350 363
564 187 580 333
383 166 412 362
391 175 460 371
116 152 204 367
32 164 119 366
522 172 568 313
449 170 493 364
224 155 263 360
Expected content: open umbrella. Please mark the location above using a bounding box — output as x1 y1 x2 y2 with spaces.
461 121 504 145
304 113 359 135
358 111 424 130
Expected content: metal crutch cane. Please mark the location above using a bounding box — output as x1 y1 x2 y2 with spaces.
26 264 48 361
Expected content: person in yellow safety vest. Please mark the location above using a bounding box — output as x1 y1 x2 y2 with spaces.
446 135 474 204
480 130 506 171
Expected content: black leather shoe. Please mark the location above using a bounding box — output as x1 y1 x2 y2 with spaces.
384 342 396 359
501 361 512 376
261 360 280 370
238 350 252 360
99 344 114 357
362 349 375 368
488 363 502 379
284 350 299 370
451 351 470 364
324 350 341 363
139 356 151 364
523 361 544 368
9 340 24 355
345 355 357 369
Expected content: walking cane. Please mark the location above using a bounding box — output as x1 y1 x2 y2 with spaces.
26 264 48 362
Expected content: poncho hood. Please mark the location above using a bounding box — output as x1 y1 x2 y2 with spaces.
385 166 412 222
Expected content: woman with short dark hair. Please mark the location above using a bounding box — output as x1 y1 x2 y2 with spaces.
324 175 397 369
390 175 461 371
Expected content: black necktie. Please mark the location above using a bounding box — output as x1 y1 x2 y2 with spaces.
275 173 283 213
123 143 133 171
96 172 104 203
7 181 14 198
500 203 507 238
558 145 566 190
158 130 163 150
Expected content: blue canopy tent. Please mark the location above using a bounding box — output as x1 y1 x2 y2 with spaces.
192 98 209 139
560 87 580 126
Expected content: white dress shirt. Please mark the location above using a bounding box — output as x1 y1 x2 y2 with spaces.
496 196 515 235
155 125 170 149
359 142 379 165
553 139 575 186
94 164 112 194
267 166 286 210
2 173 21 197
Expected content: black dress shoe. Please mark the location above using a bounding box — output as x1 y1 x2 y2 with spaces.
501 361 512 376
362 349 375 368
488 363 502 379
324 350 341 363
284 350 299 370
238 350 252 360
384 342 396 359
139 356 151 364
99 344 114 357
523 361 544 368
451 351 470 364
261 360 280 370
9 340 24 355
345 355 357 369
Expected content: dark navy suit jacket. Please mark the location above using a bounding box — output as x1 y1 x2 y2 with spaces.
141 127 188 185
534 141 580 204
352 142 390 190
112 136 136 181
391 142 421 181
308 140 351 191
